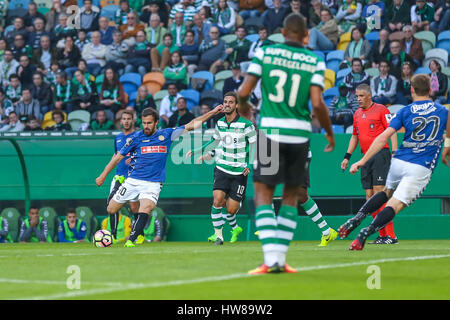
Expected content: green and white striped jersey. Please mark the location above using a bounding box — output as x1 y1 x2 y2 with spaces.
247 42 326 144
212 115 256 175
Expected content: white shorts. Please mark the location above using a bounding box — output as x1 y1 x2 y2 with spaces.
385 158 432 206
113 178 162 205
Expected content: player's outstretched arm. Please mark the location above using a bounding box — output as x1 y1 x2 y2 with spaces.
237 74 259 122
95 153 125 187
310 85 335 152
350 127 396 174
183 105 224 132
442 111 450 166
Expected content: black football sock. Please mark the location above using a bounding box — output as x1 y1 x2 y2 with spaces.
129 213 148 242
110 212 119 238
354 191 389 222
133 213 145 236
369 206 396 233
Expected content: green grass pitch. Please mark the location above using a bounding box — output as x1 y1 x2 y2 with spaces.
1 240 450 300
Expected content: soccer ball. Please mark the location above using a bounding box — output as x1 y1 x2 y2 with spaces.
93 229 113 247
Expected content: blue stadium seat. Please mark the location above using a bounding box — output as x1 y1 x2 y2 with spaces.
365 31 379 44
437 30 450 43
180 89 200 110
414 67 431 75
78 0 100 7
336 68 351 84
200 90 223 108
128 91 138 106
191 71 214 92
326 50 345 72
101 5 120 20
436 31 450 53
323 87 339 106
313 51 325 61
8 0 30 9
120 73 142 96
245 34 259 42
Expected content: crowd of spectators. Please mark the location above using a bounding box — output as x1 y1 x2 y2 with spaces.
0 0 448 134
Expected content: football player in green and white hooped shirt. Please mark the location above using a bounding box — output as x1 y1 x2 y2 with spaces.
238 13 336 274
187 92 256 245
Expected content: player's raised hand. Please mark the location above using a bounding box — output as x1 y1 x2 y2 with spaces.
186 150 193 159
213 104 224 114
324 133 335 152
349 161 364 174
95 176 105 187
442 147 450 166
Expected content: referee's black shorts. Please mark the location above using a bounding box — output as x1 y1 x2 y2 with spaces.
253 132 310 188
360 148 391 189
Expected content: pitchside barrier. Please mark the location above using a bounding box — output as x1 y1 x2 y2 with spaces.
1 131 449 241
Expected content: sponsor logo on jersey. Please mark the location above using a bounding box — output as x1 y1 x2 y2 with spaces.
385 114 392 123
141 146 167 154
159 135 165 141
411 102 436 115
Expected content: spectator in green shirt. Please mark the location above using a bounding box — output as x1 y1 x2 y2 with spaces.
150 33 179 72
90 109 115 130
163 51 188 90
411 0 435 32
225 26 251 67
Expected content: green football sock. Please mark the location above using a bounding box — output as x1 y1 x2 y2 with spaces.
301 197 330 236
211 206 225 239
276 205 298 266
255 204 278 267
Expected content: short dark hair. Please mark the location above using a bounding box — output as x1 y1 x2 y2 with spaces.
163 33 173 40
411 74 431 96
52 109 64 120
283 13 307 38
141 107 159 122
177 96 187 104
66 208 76 215
237 25 247 33
352 58 362 66
224 91 237 103
21 87 31 93
29 206 39 212
9 74 19 81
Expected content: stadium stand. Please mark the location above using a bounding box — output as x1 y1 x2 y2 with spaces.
0 208 21 242
143 72 165 95
76 206 97 241
39 207 60 242
414 31 436 54
0 0 445 136
180 89 200 110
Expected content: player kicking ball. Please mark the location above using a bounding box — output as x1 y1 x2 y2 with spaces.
95 106 223 247
338 74 450 250
106 110 142 244
186 92 256 245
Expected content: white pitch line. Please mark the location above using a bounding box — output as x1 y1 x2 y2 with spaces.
0 278 133 287
16 253 450 300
